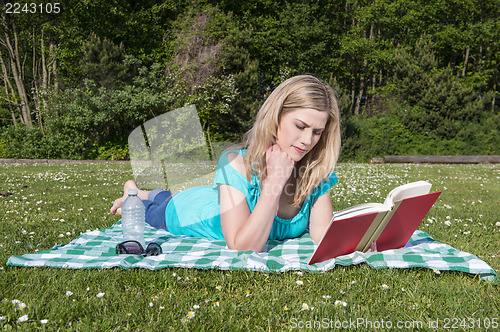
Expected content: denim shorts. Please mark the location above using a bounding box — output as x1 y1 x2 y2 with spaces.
142 189 173 230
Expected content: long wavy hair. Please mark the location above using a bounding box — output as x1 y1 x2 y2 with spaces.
242 75 341 206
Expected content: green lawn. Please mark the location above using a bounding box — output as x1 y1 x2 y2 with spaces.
0 161 498 330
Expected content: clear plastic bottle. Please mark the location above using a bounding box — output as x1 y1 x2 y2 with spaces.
121 189 146 248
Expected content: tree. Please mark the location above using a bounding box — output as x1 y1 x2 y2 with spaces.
390 38 484 139
0 14 32 127
81 33 130 90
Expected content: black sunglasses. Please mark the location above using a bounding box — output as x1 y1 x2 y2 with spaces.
115 240 163 256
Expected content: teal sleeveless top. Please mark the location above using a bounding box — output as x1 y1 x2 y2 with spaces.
164 149 338 241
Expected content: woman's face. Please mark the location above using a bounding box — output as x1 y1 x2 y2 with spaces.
275 108 329 162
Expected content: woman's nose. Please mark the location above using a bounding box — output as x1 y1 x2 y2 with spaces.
301 131 313 146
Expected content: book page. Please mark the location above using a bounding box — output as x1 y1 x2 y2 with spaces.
332 181 431 221
383 181 432 207
333 203 387 220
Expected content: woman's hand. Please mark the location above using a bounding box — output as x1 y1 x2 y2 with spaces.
366 241 378 253
265 144 295 189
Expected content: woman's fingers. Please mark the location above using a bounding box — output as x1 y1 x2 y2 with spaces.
266 144 295 184
366 241 378 253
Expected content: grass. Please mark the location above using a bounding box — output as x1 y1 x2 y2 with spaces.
0 161 498 330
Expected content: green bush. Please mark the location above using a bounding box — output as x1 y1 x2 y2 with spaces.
336 38 499 162
0 126 89 159
0 56 243 160
339 105 500 162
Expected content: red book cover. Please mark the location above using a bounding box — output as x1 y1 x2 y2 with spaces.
308 191 442 265
376 191 441 252
308 212 379 265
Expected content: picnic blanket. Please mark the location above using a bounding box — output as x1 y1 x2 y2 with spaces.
7 222 497 282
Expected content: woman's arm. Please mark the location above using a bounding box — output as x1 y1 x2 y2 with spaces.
220 145 294 252
219 182 280 252
308 191 334 244
309 192 378 251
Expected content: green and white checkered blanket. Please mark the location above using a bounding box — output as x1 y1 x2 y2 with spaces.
7 222 497 282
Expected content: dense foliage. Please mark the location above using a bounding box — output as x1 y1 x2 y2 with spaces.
0 0 499 161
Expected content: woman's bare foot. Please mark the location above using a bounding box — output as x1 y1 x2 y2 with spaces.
110 180 140 215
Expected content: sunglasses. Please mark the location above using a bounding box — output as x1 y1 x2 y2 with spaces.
115 240 163 256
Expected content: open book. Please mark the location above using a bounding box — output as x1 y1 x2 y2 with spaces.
308 181 442 265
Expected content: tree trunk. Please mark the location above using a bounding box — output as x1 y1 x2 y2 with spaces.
367 25 376 117
0 55 17 126
354 69 365 117
355 26 372 117
1 19 32 127
12 22 31 127
492 81 497 113
478 45 483 72
367 73 376 117
32 30 44 132
462 47 469 77
350 78 356 115
33 28 47 133
41 30 48 109
49 43 59 93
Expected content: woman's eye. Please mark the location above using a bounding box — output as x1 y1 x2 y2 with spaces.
313 131 322 136
296 125 305 130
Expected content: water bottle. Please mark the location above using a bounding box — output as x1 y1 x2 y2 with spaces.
121 189 146 248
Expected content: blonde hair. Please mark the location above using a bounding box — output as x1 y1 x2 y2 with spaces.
242 75 341 206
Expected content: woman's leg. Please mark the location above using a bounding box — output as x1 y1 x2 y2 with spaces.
110 180 151 215
142 190 173 229
110 180 172 230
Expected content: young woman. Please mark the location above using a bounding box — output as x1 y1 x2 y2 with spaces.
110 75 341 252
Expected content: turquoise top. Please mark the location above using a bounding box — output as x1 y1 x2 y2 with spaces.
164 149 338 241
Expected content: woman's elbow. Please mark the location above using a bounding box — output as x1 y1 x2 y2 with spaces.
226 241 264 253
309 231 322 245
224 234 265 252
222 228 265 252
